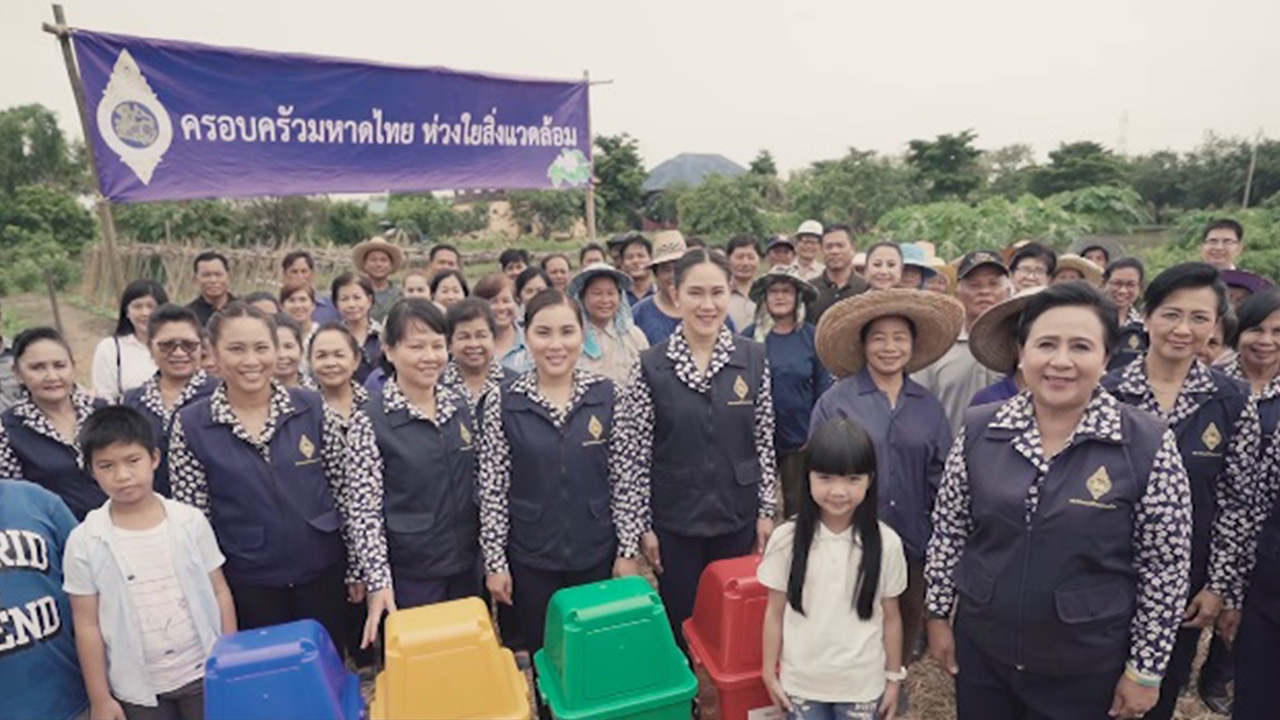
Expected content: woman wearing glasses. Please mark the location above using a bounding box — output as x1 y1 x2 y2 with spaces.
122 304 219 497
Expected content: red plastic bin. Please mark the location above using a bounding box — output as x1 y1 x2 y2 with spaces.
681 555 775 720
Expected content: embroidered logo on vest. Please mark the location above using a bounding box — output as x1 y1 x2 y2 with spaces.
733 375 749 400
1128 334 1140 349
1086 466 1112 500
588 415 603 440
1201 422 1222 451
460 423 472 446
299 434 315 459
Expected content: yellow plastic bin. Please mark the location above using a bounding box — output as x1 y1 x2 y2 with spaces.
370 597 530 720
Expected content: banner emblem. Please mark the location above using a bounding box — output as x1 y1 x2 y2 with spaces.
94 49 172 184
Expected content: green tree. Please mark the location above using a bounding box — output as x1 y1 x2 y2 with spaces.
323 201 377 245
592 134 645 232
1045 185 1152 233
1029 141 1126 197
643 183 687 226
676 175 767 240
386 193 488 241
114 200 246 245
237 197 328 249
506 190 585 240
982 144 1037 199
0 185 92 291
748 150 778 177
1125 150 1187 223
0 104 89 194
788 148 922 231
907 130 985 200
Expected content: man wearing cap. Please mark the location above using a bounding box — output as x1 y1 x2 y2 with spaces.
794 220 826 281
911 250 1013 434
352 236 405 323
764 235 796 270
807 224 870 324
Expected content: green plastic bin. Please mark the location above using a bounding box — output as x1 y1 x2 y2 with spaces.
534 576 697 719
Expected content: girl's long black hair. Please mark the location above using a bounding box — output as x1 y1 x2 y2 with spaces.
786 418 882 620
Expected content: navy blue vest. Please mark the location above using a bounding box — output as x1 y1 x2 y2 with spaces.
1 400 108 520
1107 324 1148 371
954 402 1167 675
500 378 617 572
640 339 766 538
366 391 479 581
1103 368 1251 590
122 376 218 498
176 389 343 586
1249 491 1280 624
1257 395 1280 445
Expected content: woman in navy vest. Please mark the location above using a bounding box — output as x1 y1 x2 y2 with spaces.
808 287 963 690
623 248 779 642
122 304 218 498
926 282 1193 720
332 273 383 384
169 303 393 649
1100 263 1263 720
440 298 518 415
306 322 370 421
1233 432 1280 718
479 289 642 653
1103 258 1148 371
0 327 106 519
366 299 482 609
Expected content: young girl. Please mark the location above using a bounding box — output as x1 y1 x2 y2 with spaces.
760 419 907 720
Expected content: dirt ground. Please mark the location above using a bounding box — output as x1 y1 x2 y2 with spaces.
3 290 1230 720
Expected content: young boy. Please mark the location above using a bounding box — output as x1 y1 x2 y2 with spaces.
64 406 236 720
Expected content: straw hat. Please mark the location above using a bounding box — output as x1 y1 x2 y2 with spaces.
567 262 632 299
900 243 938 280
1053 254 1103 285
649 230 688 266
815 289 965 378
749 266 819 304
352 237 405 273
969 287 1045 374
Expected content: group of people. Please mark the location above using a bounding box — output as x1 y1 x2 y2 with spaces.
2 216 1279 720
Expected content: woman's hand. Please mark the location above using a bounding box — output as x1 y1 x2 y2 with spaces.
641 531 662 575
487 572 513 605
926 618 959 675
1217 608 1242 645
361 588 396 649
879 680 901 720
1109 675 1158 719
1182 589 1222 629
346 582 366 604
89 697 126 720
762 671 793 712
755 517 775 554
613 557 640 578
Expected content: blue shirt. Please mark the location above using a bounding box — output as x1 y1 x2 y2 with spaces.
809 368 952 558
312 296 341 325
969 375 1020 408
0 480 87 720
625 285 654 308
744 324 831 452
632 297 736 347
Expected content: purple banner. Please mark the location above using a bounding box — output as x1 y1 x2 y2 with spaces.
71 30 592 202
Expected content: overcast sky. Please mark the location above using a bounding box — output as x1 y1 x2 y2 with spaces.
4 0 1277 173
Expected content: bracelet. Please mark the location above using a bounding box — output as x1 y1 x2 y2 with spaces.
1123 665 1162 689
885 667 908 683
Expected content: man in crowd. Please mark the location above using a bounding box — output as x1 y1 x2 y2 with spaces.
793 219 826 281
806 223 869 323
352 236 405 323
619 233 656 307
1200 218 1245 271
912 250 1013 433
1008 242 1056 291
499 248 530 280
186 251 233 326
282 250 340 324
764 235 796 270
0 301 23 413
428 243 462 278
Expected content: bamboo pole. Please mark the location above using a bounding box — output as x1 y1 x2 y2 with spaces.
43 4 126 300
582 70 597 241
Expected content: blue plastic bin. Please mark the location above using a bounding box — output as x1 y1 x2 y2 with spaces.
205 619 363 720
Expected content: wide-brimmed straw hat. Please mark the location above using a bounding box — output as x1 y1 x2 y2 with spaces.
749 266 819 304
815 289 965 378
969 287 1045 374
649 230 688 266
352 237 405 273
567 262 632 299
1053 254 1103 285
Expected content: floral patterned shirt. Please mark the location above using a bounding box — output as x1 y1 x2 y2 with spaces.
440 360 509 415
131 371 214 426
622 324 780 530
168 382 391 590
0 388 99 477
1113 357 1262 605
476 369 642 574
925 390 1193 680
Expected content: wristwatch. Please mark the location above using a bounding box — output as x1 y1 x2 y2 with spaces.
886 667 908 683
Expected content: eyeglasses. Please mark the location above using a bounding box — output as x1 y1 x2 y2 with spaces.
156 340 201 355
1105 280 1140 290
1013 266 1047 278
1201 238 1241 247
